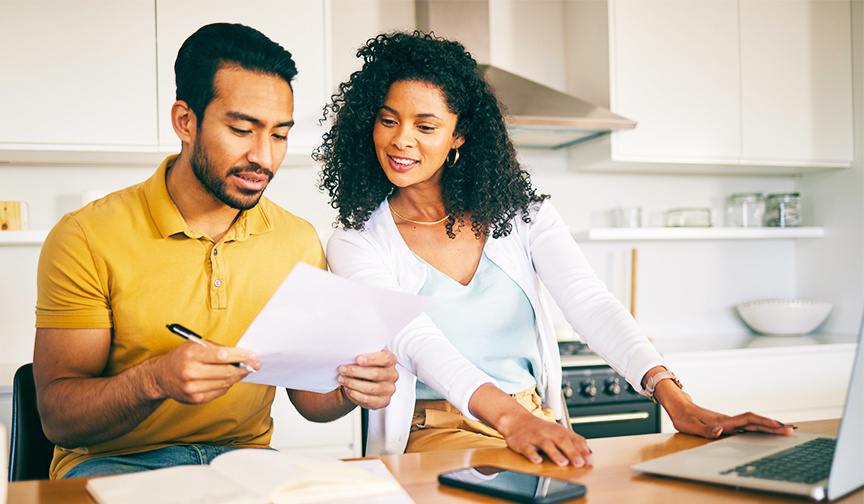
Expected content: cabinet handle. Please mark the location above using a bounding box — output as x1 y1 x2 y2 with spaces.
569 412 650 425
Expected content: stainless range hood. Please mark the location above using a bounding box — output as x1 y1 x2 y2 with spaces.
416 0 636 149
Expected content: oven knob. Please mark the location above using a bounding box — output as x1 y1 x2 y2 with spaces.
580 379 597 397
562 383 574 398
605 377 622 396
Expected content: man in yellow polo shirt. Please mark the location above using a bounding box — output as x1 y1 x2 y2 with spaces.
33 23 398 479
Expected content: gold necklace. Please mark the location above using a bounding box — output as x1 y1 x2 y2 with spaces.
387 199 449 225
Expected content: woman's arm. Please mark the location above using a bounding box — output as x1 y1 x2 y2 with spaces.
644 366 795 437
529 203 794 439
527 201 664 390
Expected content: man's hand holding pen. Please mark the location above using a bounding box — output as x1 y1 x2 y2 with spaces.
140 325 262 405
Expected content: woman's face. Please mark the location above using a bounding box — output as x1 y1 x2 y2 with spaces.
372 80 464 189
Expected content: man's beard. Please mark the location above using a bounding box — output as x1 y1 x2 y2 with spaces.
190 139 274 211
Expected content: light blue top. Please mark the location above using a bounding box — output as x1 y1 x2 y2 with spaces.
415 252 541 399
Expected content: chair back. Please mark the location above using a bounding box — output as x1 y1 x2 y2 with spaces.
9 363 55 481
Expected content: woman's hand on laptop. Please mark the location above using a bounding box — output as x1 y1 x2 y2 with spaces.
654 379 796 438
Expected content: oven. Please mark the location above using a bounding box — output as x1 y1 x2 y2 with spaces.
558 341 661 439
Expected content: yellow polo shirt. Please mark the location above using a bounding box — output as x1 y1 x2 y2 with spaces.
35 155 326 478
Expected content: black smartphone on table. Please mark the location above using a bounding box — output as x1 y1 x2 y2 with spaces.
438 466 586 504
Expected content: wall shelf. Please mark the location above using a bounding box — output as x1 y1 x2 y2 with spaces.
572 227 824 241
0 230 49 246
0 146 316 168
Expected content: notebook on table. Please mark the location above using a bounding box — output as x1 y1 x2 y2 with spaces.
632 314 864 501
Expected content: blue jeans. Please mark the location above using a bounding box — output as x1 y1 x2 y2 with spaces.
62 445 259 478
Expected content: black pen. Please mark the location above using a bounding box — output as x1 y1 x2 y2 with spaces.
166 323 256 373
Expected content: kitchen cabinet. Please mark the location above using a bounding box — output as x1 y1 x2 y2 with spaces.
0 0 328 167
0 1 158 151
568 0 854 175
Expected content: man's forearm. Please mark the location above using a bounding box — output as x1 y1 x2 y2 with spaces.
286 388 356 423
39 359 165 448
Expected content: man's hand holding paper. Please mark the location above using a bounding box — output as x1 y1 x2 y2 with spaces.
237 263 431 394
337 350 399 410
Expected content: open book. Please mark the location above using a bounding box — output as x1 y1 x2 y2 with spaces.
85 449 413 504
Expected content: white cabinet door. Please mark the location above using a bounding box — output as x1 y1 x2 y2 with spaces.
155 1 327 158
607 0 853 171
0 1 157 148
610 0 741 164
739 0 854 167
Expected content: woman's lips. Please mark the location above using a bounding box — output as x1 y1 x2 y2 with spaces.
388 155 418 172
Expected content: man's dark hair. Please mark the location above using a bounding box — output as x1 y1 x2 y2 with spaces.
174 23 298 121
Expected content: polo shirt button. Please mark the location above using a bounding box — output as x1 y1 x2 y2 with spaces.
213 249 218 255
214 279 222 288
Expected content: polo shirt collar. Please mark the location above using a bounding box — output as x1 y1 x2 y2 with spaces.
145 154 273 242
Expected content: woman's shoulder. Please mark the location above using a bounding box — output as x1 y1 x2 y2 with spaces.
328 201 393 250
510 198 561 231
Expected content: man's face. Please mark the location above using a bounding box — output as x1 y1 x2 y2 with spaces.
190 66 294 210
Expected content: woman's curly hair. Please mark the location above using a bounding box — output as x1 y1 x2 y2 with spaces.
314 30 548 239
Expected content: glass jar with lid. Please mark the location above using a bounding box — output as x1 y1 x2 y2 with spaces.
725 192 764 227
764 193 801 227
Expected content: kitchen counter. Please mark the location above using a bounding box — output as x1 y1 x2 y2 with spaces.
559 332 857 430
559 332 857 369
651 332 857 355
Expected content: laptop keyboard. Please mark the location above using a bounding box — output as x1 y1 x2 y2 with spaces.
720 437 836 485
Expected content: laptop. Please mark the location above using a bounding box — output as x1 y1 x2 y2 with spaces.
632 315 864 501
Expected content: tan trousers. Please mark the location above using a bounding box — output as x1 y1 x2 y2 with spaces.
406 387 557 453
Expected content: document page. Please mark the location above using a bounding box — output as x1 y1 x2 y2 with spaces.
85 450 414 504
239 263 432 393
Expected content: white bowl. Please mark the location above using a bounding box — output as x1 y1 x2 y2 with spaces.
736 298 832 336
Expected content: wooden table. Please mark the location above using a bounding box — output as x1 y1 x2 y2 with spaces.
7 419 862 503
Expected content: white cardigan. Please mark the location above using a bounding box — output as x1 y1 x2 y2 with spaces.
326 199 666 456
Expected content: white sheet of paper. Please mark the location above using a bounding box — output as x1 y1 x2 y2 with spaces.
239 262 432 393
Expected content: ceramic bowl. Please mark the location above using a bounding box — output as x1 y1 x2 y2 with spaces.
736 298 832 336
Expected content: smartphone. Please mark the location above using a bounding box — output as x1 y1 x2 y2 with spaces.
438 466 586 504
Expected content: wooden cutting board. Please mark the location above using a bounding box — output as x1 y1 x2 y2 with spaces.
0 201 29 231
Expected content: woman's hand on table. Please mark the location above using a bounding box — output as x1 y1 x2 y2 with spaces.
470 384 593 467
497 410 594 467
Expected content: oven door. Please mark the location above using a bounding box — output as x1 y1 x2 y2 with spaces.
566 401 660 439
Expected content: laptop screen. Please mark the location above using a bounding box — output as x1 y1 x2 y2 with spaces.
827 314 864 500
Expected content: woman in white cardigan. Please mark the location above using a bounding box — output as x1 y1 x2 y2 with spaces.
315 31 794 467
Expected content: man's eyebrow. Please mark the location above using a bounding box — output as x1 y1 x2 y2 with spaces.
226 111 294 128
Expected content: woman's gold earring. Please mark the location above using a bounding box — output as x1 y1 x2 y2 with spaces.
447 148 460 167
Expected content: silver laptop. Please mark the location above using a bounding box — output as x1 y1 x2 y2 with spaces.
632 315 864 501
